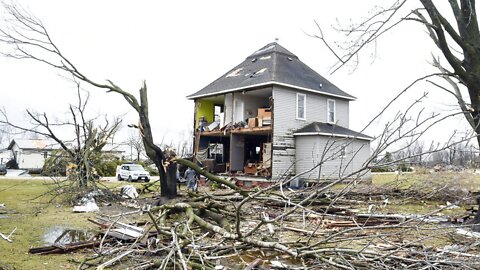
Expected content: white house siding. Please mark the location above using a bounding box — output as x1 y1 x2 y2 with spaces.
15 148 50 171
295 135 371 180
271 85 351 178
0 150 11 164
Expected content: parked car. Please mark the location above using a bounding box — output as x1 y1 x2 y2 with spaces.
0 164 6 175
116 164 150 182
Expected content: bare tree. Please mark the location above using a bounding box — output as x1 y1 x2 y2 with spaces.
0 83 121 189
125 130 145 161
175 129 193 158
315 1 480 148
0 113 11 148
0 3 183 197
312 0 480 227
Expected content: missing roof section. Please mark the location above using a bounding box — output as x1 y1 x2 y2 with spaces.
226 67 244 78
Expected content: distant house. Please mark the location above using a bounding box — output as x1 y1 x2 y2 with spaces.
7 139 58 172
0 149 11 165
7 139 125 172
187 42 372 181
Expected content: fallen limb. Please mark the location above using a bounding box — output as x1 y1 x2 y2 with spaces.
96 250 135 270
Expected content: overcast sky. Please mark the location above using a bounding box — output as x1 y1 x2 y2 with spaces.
0 1 471 149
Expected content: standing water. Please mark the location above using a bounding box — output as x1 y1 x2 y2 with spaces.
43 226 94 245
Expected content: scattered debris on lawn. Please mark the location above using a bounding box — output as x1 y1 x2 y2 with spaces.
73 197 99 213
120 185 139 199
455 228 480 238
26 187 480 269
0 203 16 218
22 171 480 269
0 227 16 243
43 226 95 245
29 238 109 255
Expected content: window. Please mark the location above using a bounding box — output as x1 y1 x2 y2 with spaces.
43 151 48 159
296 93 306 120
327 99 335 123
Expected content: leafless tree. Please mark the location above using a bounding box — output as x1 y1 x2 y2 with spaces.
314 0 480 148
125 130 145 161
175 129 193 158
0 3 183 197
0 82 121 189
0 113 11 148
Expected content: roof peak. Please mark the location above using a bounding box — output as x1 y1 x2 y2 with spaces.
187 42 355 100
247 42 298 59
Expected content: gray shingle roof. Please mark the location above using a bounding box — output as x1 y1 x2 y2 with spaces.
293 122 372 141
187 42 355 100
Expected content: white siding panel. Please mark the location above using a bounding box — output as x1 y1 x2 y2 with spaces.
295 135 371 180
271 85 351 179
20 150 47 170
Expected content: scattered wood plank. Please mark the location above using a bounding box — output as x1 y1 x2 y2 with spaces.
29 239 111 255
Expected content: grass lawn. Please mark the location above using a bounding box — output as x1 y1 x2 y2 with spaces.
367 171 480 216
372 171 480 191
0 178 146 270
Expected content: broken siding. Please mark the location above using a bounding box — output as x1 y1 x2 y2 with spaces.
271 85 350 178
295 136 371 180
271 86 298 178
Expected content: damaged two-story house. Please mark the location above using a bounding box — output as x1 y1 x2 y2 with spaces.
187 42 372 181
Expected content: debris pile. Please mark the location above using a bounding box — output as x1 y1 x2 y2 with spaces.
26 183 480 269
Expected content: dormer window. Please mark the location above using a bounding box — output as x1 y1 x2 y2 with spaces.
327 99 335 123
296 93 306 120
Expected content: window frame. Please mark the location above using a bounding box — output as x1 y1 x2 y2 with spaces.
296 93 306 120
327 99 336 123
